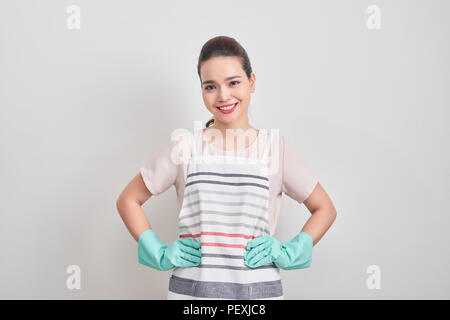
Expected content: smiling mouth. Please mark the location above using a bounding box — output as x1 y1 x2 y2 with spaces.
217 102 238 111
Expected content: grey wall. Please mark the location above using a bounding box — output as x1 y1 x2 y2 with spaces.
1 0 449 299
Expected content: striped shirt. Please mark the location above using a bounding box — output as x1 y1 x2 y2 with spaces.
140 128 318 236
140 128 318 299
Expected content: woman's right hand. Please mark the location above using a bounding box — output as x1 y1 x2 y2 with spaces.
162 238 202 268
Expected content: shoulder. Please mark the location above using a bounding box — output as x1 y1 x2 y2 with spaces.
167 128 197 165
267 130 285 157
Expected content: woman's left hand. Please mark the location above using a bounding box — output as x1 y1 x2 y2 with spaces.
244 235 283 268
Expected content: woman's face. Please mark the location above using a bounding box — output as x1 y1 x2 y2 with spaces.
200 56 255 127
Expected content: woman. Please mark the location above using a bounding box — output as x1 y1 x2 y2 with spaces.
116 35 337 299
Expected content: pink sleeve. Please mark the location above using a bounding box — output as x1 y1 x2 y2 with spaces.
282 137 319 204
140 140 179 196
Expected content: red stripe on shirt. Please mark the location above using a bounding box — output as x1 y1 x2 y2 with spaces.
201 242 246 249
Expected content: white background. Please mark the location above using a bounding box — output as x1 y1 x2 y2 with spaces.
0 0 449 299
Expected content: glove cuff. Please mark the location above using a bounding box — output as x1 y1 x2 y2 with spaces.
137 229 173 270
276 231 313 270
296 231 313 248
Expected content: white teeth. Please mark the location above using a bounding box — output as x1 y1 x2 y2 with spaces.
219 103 237 110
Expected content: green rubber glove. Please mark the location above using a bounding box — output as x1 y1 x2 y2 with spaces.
244 232 313 270
137 229 202 271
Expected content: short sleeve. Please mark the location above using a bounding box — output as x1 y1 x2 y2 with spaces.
282 137 319 204
140 140 180 196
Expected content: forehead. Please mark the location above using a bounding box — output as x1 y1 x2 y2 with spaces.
200 56 244 81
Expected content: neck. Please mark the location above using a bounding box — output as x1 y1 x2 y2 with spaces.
210 117 253 136
205 120 259 151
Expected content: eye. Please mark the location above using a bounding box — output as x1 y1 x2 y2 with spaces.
204 81 240 91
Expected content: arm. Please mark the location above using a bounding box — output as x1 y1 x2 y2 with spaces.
245 181 337 269
116 173 153 242
301 182 337 246
116 173 202 270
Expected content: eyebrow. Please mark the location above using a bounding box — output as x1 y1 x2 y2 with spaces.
202 75 241 86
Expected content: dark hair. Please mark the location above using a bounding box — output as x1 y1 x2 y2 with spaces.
197 36 253 128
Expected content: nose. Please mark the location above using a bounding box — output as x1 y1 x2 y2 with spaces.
217 86 231 101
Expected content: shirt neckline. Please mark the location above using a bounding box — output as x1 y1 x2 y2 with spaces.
201 128 263 153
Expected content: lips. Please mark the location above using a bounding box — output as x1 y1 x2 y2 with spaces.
217 102 238 109
216 102 238 114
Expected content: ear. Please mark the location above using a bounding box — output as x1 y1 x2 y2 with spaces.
249 73 256 93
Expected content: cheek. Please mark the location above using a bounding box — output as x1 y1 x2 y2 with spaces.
202 92 211 103
202 94 216 110
236 87 250 100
